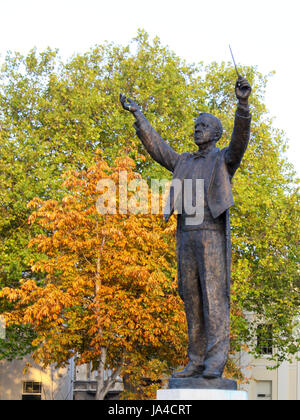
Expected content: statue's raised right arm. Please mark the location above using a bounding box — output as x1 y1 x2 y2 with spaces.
224 76 252 176
120 94 180 173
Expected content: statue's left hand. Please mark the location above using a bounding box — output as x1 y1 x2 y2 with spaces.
120 94 139 113
235 76 252 105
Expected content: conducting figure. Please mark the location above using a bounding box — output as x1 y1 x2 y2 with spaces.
120 75 251 379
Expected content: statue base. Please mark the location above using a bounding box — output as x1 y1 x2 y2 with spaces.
169 376 237 390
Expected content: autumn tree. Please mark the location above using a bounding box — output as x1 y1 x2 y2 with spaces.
0 155 187 399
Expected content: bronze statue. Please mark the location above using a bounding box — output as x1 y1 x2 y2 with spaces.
120 75 251 383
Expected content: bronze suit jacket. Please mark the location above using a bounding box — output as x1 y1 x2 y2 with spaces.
133 105 251 299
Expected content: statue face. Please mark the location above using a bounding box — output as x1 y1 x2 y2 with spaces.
194 114 218 146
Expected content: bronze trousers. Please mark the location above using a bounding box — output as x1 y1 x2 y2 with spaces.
178 228 230 376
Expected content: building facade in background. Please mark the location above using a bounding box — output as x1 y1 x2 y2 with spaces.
0 357 123 400
239 352 300 400
0 356 72 400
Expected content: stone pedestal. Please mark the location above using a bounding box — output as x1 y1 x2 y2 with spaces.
157 389 248 400
157 377 248 400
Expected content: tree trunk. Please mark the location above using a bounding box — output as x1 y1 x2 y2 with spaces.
95 348 123 400
95 346 107 400
95 230 106 400
94 225 123 400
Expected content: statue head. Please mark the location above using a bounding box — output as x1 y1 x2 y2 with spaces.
194 113 223 146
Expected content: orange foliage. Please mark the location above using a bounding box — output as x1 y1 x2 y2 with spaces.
0 155 187 399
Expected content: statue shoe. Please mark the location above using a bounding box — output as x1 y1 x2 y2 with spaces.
172 362 204 378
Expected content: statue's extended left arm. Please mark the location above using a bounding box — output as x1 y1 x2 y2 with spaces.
225 77 252 176
120 94 180 173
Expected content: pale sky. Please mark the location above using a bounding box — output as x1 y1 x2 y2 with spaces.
0 0 299 176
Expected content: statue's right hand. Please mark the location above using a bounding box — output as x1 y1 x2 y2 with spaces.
120 94 139 113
